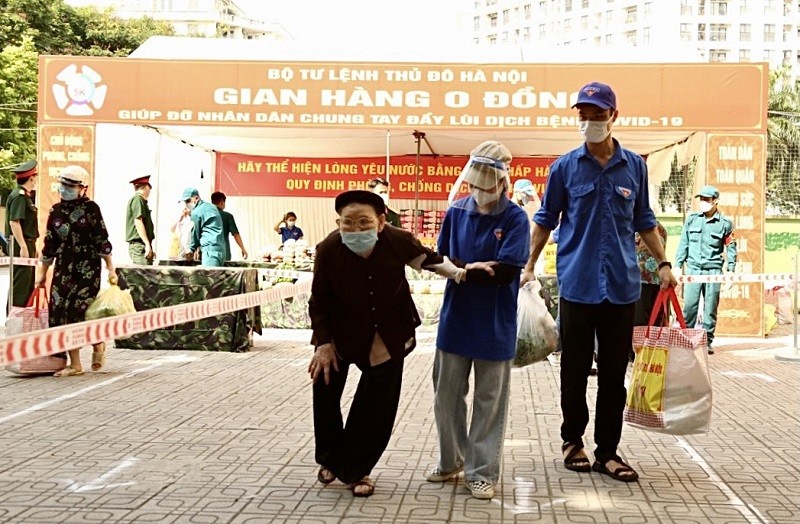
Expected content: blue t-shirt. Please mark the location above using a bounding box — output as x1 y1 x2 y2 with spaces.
436 197 530 361
280 225 303 243
533 139 657 305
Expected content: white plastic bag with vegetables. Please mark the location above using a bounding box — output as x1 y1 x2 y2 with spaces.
514 281 559 367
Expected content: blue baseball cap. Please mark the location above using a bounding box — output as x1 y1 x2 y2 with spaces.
179 187 199 201
695 185 720 199
513 179 536 195
572 81 616 110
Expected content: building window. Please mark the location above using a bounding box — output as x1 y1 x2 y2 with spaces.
474 16 480 30
581 15 588 30
502 31 508 43
644 2 652 17
710 24 727 41
698 0 706 15
784 25 792 43
503 9 510 23
763 49 773 60
565 18 572 32
565 0 573 12
710 1 727 15
606 33 614 44
709 49 728 62
680 0 692 15
539 23 546 39
681 23 692 41
605 10 612 23
739 49 751 61
582 0 589 8
489 13 497 28
525 4 531 18
763 0 775 13
625 30 637 45
580 38 587 45
698 23 706 41
514 7 520 20
643 26 650 43
524 26 531 42
764 24 776 42
624 6 637 23
539 1 546 13
740 24 751 41
739 0 748 15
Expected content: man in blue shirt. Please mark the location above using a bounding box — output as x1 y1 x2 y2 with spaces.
211 191 248 261
675 185 736 354
521 82 676 483
425 141 530 499
181 187 226 267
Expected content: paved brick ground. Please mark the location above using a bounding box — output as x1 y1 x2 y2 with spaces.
0 322 798 523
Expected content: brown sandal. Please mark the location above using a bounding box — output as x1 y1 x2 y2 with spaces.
317 467 335 485
562 442 592 472
351 476 375 497
92 342 106 371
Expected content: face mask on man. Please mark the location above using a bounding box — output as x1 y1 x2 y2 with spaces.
578 118 612 143
58 185 81 201
699 201 714 213
186 201 196 211
472 187 500 207
341 229 378 254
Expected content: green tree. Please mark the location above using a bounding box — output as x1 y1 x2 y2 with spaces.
766 68 800 216
0 34 38 202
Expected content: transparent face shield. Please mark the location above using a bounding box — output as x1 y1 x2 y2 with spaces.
447 155 511 216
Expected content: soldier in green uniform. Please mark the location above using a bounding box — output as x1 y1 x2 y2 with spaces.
211 191 248 261
5 160 39 311
181 187 226 267
125 175 155 265
675 185 737 354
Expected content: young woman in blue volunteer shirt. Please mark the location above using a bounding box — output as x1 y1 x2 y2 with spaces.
425 141 531 500
274 212 304 243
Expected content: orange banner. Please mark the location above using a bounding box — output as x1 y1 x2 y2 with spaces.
39 57 767 132
36 124 95 250
706 134 765 337
216 153 555 199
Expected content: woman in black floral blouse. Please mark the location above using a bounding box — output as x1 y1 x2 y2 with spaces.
34 165 117 377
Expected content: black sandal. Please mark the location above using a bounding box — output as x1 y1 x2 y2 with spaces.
562 441 592 472
592 456 639 483
317 467 336 484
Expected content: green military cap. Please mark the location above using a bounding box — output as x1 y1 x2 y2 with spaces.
11 160 37 179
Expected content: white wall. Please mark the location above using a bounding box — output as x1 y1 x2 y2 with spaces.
93 124 213 264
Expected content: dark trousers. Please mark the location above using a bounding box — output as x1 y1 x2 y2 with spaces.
7 238 36 313
559 298 634 463
313 356 404 484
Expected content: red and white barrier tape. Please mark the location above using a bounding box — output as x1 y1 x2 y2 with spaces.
0 280 312 367
0 257 39 267
677 273 795 284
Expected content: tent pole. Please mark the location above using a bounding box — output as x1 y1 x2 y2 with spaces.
385 130 391 187
412 130 424 236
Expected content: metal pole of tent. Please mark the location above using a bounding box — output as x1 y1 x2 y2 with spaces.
412 131 424 237
385 131 391 188
775 247 800 362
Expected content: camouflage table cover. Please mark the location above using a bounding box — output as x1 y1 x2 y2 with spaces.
115 265 262 352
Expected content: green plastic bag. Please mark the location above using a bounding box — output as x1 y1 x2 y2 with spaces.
86 284 136 320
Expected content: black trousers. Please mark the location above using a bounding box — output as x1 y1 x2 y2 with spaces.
559 298 634 463
313 356 404 484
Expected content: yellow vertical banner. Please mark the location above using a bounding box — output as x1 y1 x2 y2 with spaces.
706 134 765 337
36 124 96 252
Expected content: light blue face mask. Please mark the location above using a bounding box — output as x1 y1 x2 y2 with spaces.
58 185 81 201
341 229 378 254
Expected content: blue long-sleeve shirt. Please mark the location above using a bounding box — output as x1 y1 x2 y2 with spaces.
533 139 657 305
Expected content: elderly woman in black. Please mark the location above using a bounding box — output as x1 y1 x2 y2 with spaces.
34 165 117 377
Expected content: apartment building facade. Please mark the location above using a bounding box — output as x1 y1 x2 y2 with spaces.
65 0 287 39
470 0 799 80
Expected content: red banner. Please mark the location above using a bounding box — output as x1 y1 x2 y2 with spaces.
216 153 555 200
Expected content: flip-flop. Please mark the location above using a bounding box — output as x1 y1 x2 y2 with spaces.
317 467 335 485
92 342 106 371
54 366 84 377
562 442 592 472
592 456 639 482
350 476 375 497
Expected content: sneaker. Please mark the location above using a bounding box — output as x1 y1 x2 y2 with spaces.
425 464 463 482
467 479 494 499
